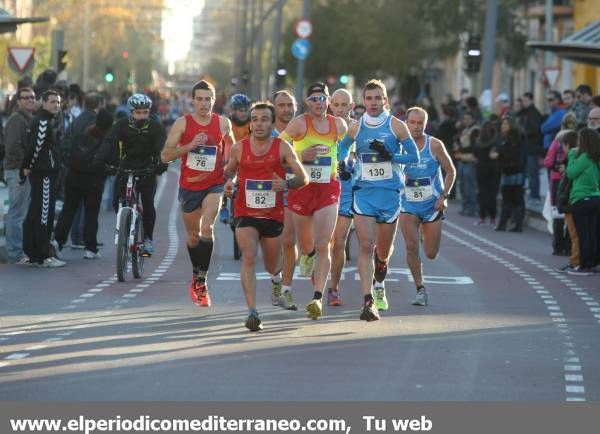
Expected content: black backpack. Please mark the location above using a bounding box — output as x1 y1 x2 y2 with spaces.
68 129 103 173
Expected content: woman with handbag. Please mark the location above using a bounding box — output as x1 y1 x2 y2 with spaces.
565 128 600 276
544 113 577 255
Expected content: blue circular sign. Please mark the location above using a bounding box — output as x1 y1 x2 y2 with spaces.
291 38 311 60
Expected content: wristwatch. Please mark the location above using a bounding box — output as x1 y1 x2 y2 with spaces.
440 192 449 199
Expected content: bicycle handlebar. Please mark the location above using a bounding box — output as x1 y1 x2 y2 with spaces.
106 164 155 176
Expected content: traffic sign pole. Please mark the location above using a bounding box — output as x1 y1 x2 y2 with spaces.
295 0 311 111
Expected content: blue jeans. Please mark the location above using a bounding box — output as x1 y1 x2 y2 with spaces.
458 162 477 215
4 169 31 261
526 155 540 200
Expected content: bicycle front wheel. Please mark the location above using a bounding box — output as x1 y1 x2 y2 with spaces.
132 213 144 279
116 208 132 282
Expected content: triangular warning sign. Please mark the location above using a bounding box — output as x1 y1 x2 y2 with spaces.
544 68 560 88
8 47 35 73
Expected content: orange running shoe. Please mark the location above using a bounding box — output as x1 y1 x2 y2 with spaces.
189 276 212 307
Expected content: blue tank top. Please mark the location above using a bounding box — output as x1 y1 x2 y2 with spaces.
354 114 403 190
401 135 443 204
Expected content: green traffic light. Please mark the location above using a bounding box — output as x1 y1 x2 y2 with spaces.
105 73 114 83
340 74 349 85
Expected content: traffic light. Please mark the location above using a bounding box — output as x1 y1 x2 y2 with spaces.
104 67 114 83
339 74 349 85
275 64 287 87
465 34 481 74
121 50 129 59
57 50 67 73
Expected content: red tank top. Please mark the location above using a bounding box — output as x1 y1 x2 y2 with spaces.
234 137 285 222
179 113 225 191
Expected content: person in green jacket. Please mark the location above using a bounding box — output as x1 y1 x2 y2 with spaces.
566 128 600 275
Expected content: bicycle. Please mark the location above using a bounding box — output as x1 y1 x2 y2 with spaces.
108 165 152 282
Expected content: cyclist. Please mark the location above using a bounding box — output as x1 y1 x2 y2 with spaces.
97 93 167 256
161 80 235 307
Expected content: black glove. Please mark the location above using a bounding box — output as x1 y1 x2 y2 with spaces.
337 160 352 181
369 139 392 161
154 162 168 175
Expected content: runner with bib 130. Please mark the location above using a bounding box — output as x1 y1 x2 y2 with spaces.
338 79 419 321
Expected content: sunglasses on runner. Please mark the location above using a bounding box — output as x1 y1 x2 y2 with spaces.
307 95 327 103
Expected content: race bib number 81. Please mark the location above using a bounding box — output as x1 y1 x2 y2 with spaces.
186 145 217 171
245 179 276 209
405 177 433 202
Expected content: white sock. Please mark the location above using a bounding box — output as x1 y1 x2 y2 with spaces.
374 279 385 289
282 285 291 293
271 272 282 283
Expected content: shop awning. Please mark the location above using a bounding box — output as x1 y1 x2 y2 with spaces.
527 19 600 66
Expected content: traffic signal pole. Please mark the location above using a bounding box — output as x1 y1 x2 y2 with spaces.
295 0 310 109
481 0 497 95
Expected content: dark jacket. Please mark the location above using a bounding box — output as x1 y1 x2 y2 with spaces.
518 106 543 157
497 134 527 176
3 109 33 170
71 110 97 139
68 125 109 175
96 117 166 170
22 109 61 175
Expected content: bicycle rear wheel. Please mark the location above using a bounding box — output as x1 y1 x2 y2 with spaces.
132 213 145 279
116 208 132 282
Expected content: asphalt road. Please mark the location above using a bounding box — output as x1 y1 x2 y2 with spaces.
1 169 598 401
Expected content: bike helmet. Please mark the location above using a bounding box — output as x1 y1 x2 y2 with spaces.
127 93 152 110
230 93 251 111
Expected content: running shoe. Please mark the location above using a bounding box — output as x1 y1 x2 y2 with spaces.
70 242 85 250
299 253 316 277
83 249 101 259
189 278 212 306
360 298 380 321
567 267 594 276
219 207 229 225
143 239 153 256
327 288 343 306
14 256 31 266
39 257 66 268
373 286 388 311
555 264 576 273
278 290 298 311
306 298 323 320
412 287 428 306
245 312 263 332
271 280 282 306
373 256 388 282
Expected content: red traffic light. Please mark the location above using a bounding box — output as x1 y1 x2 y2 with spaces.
122 50 129 59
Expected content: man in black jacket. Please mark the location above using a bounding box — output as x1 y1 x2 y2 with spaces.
96 93 167 256
519 92 544 202
3 87 35 263
22 90 65 267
